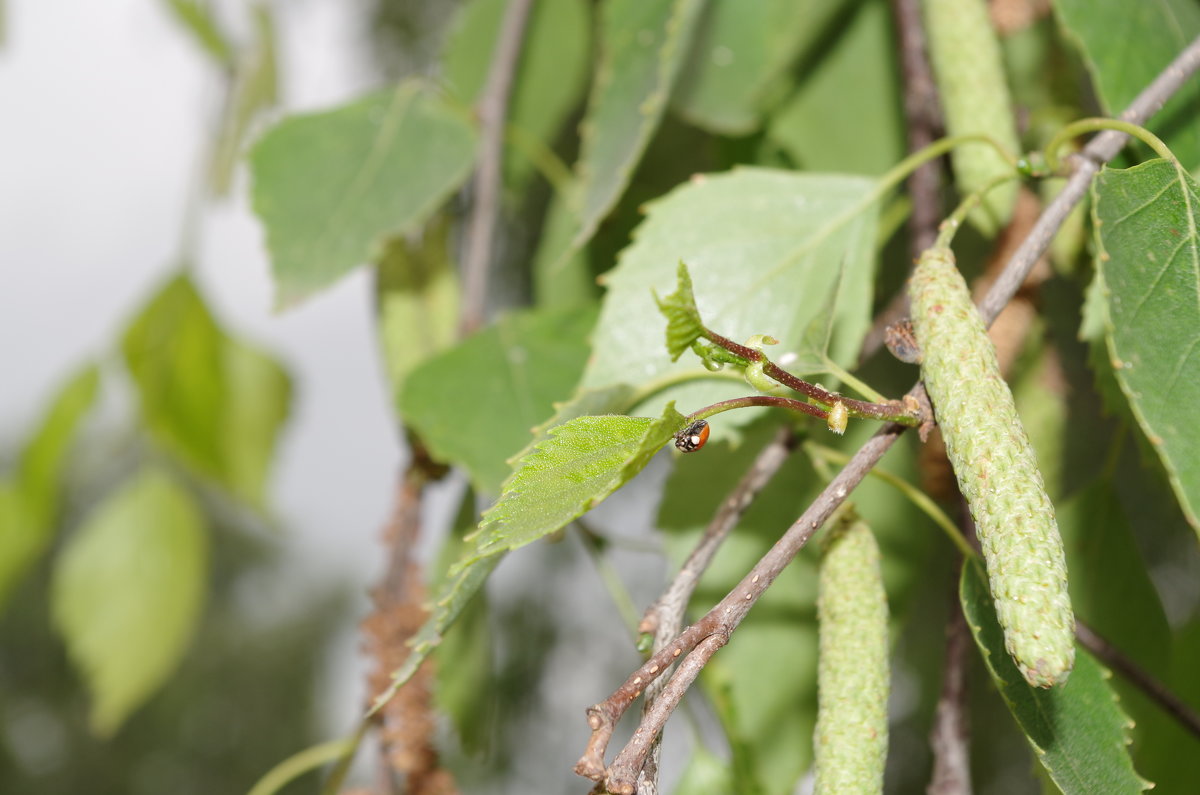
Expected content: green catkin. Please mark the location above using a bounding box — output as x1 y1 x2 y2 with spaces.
814 518 889 795
923 0 1020 235
910 246 1074 688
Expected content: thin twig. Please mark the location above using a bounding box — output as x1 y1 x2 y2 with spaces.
575 33 1200 791
978 34 1200 325
1076 620 1200 741
633 427 799 794
459 0 535 336
861 0 944 361
928 561 973 795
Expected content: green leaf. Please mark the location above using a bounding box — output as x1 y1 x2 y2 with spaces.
431 490 495 754
768 0 905 176
1058 482 1170 676
561 0 705 258
1054 0 1200 169
672 747 737 795
210 4 278 196
17 365 99 527
1092 159 1200 533
671 0 841 135
249 80 478 307
581 168 878 439
654 261 706 361
470 401 687 560
400 306 597 495
375 216 461 402
959 562 1150 794
0 365 99 611
441 0 590 193
162 0 234 67
51 468 208 736
122 273 291 507
374 553 501 713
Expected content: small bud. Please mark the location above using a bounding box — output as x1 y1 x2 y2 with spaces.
744 360 777 393
826 401 849 435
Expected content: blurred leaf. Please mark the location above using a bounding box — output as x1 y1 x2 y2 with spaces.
532 190 595 306
1127 614 1200 791
768 0 904 176
672 747 736 795
162 0 234 67
0 365 98 610
1059 482 1171 676
432 489 495 754
441 0 590 193
51 468 208 736
122 274 290 508
400 306 597 494
671 0 841 135
1092 159 1200 533
17 365 99 526
470 401 687 560
249 80 478 307
210 3 278 196
550 0 705 263
1054 0 1200 169
960 563 1150 794
376 216 460 402
579 168 878 443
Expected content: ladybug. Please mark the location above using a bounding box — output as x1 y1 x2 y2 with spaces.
674 419 710 453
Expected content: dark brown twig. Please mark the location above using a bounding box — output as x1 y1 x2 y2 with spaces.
1076 620 1200 741
928 561 974 795
701 327 923 425
633 427 799 794
861 0 945 361
459 0 535 336
575 33 1200 791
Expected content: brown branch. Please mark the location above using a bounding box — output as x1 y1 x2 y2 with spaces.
575 33 1200 791
978 34 1200 325
362 448 456 794
459 0 535 336
928 561 973 795
1075 620 1200 741
633 427 799 794
861 0 945 361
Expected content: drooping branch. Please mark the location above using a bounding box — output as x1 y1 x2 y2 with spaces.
459 0 535 336
575 33 1200 792
633 427 799 794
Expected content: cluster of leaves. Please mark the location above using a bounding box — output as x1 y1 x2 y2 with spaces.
8 0 1200 793
239 0 1200 791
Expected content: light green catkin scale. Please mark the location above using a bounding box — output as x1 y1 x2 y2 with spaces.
923 0 1020 235
814 518 889 795
910 246 1074 688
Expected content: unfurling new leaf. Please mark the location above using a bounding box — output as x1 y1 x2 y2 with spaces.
655 261 706 361
910 245 1074 688
814 517 889 795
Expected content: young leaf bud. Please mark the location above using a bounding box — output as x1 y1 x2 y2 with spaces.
910 245 1074 688
826 401 849 435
